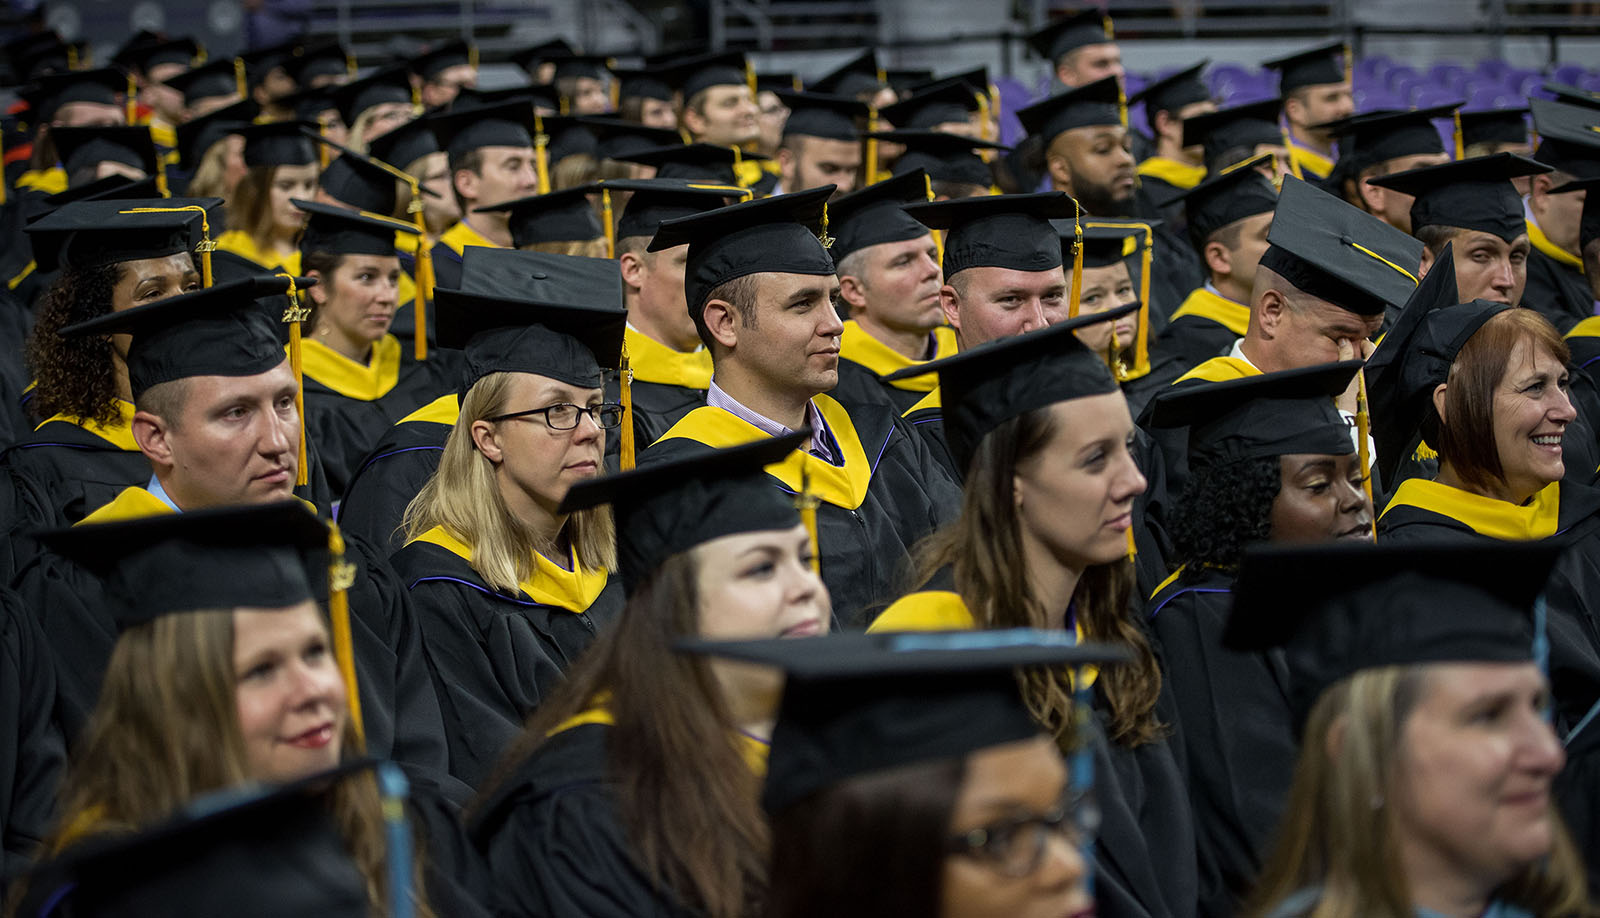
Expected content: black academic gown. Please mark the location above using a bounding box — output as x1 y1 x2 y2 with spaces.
1522 248 1593 334
1147 566 1296 918
390 533 624 789
642 396 961 628
335 395 454 553
468 722 707 918
11 487 458 799
300 337 461 499
1146 228 1206 334
0 587 65 890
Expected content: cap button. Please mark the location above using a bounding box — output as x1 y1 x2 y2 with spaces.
529 271 549 280
1339 233 1353 245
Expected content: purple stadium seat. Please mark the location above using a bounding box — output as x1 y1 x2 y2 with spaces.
1552 63 1586 85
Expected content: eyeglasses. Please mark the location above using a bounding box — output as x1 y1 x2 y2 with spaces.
945 791 1099 878
488 403 625 431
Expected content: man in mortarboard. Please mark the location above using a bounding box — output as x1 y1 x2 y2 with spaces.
164 58 246 120
1462 108 1532 158
410 39 478 110
1367 153 1550 307
50 125 161 189
1028 9 1123 90
1129 62 1217 206
546 53 614 116
1325 105 1455 234
772 90 865 198
1179 98 1293 178
670 51 760 150
639 186 961 627
511 38 574 85
11 276 456 792
1525 98 1600 331
809 49 893 110
14 68 129 197
878 76 984 139
285 38 355 91
113 36 199 151
828 170 954 415
237 41 299 116
868 128 1006 199
423 100 540 285
1262 42 1354 181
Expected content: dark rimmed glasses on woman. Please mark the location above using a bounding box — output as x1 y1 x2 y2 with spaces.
487 403 625 431
945 791 1099 877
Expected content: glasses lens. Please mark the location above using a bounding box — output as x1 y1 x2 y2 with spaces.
595 405 625 429
544 404 580 429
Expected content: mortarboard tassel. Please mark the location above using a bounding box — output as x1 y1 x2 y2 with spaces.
233 57 247 99
923 173 944 265
863 108 881 185
745 60 758 100
66 44 78 69
974 90 992 142
123 205 215 286
1280 128 1304 181
125 72 138 126
277 272 311 486
1 129 8 206
316 117 331 168
799 456 821 574
533 114 552 194
1355 367 1378 541
609 76 620 112
1342 43 1353 85
408 189 432 361
1067 200 1084 318
600 187 616 259
619 345 635 470
1452 110 1465 160
345 52 358 79
326 521 365 743
468 43 480 71
1133 223 1153 377
154 154 170 197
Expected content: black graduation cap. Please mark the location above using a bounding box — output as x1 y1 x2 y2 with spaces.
606 176 747 241
1257 176 1424 317
1458 108 1530 148
58 276 299 398
238 120 319 167
1066 219 1147 268
328 63 413 127
648 185 837 314
274 85 341 125
828 169 934 263
422 100 535 158
869 129 1008 189
1016 75 1124 145
1128 61 1211 118
296 198 417 256
925 66 993 98
473 184 604 247
680 629 1130 816
5 33 70 83
1530 98 1600 179
885 68 935 94
454 84 558 113
1262 41 1349 94
755 71 804 94
23 66 126 122
1553 175 1600 252
175 98 259 172
538 114 600 162
1367 153 1552 242
509 38 576 78
773 89 867 142
878 77 982 131
35 501 329 628
1149 361 1359 470
810 49 883 99
410 39 474 82
25 196 219 273
1320 104 1456 175
1225 540 1560 734
613 142 760 184
285 38 352 85
611 67 675 103
904 191 1076 278
1181 98 1283 171
888 306 1134 476
1027 9 1115 63
113 36 199 74
577 116 682 160
1541 81 1600 112
165 58 243 107
38 173 152 209
365 116 439 169
50 125 159 178
664 50 750 101
1163 156 1278 252
548 52 614 84
1363 243 1512 486
435 248 625 391
16 759 373 918
238 40 297 88
311 140 400 215
560 433 806 593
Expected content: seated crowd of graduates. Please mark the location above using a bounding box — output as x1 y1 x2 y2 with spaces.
0 14 1598 918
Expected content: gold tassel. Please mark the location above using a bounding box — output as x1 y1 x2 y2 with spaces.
121 205 214 286
1342 43 1353 85
924 173 943 264
1134 223 1153 376
745 60 757 99
798 455 820 574
619 346 635 470
408 189 431 361
863 110 880 185
1068 201 1084 318
600 188 616 259
817 201 834 250
1452 110 1464 160
1281 129 1304 180
277 272 311 486
234 58 247 99
326 521 365 744
125 73 138 125
2 128 8 206
1355 367 1377 541
533 114 551 194
975 90 992 142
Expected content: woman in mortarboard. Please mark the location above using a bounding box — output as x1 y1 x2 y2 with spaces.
1230 542 1593 918
1142 362 1372 917
467 436 830 918
175 100 256 200
392 266 628 790
869 311 1200 918
216 122 321 273
294 200 458 497
18 503 489 918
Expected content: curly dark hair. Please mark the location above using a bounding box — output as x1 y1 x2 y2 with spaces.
1170 455 1281 579
25 262 125 426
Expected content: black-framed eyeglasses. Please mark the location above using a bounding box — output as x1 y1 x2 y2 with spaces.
487 403 625 431
945 791 1099 878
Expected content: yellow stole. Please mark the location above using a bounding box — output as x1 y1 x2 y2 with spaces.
903 387 940 418
1136 156 1205 190
296 335 402 401
655 396 872 510
214 230 302 273
625 327 713 389
79 486 176 524
838 321 956 393
1169 287 1251 337
411 525 609 613
15 167 66 194
870 590 1098 686
549 705 770 774
1567 316 1600 341
400 393 460 425
437 220 501 256
1176 355 1260 384
1287 144 1334 181
39 399 139 451
1380 479 1562 541
1528 215 1584 270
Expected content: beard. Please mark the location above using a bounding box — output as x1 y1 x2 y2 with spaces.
1071 174 1137 217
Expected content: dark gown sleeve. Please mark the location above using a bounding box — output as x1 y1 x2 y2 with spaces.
10 547 117 743
1521 250 1593 333
404 779 495 918
0 586 65 888
336 429 447 555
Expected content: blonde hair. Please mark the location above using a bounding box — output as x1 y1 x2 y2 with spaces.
38 609 434 918
1249 666 1594 918
185 136 238 199
402 371 616 592
522 237 608 257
